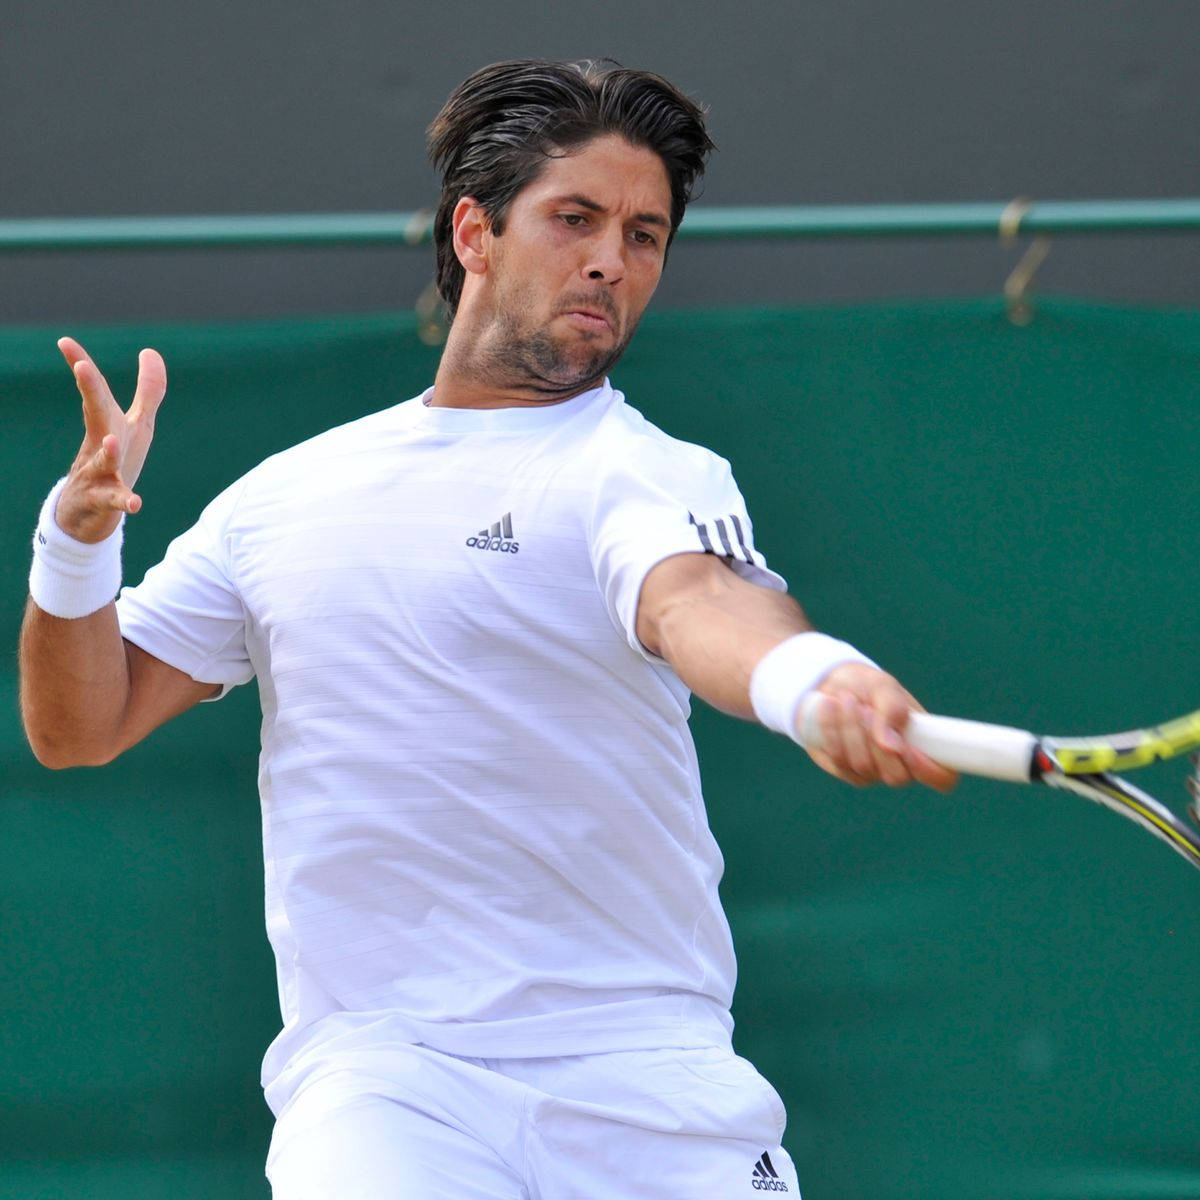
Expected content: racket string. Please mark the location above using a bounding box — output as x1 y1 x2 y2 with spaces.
1187 753 1200 831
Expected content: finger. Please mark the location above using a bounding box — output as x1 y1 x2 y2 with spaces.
836 694 892 780
128 348 167 424
866 679 921 748
904 747 959 794
807 747 870 788
90 479 140 515
872 719 906 756
812 691 848 768
57 335 92 371
72 357 120 442
859 708 916 787
89 432 122 475
81 481 140 515
861 685 958 792
818 693 900 784
82 436 138 513
860 701 924 786
55 446 139 539
841 701 916 787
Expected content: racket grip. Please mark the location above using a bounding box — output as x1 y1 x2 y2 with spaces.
797 693 1037 783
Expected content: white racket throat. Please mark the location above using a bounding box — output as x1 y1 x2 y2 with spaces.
797 693 1037 783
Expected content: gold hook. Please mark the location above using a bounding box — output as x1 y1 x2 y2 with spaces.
415 278 449 346
404 208 435 246
999 197 1052 326
405 209 449 345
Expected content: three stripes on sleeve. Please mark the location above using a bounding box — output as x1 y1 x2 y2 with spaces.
688 512 761 567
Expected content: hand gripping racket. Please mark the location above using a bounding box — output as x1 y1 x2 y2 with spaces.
799 695 1200 872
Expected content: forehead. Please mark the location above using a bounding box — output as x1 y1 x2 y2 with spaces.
519 135 672 215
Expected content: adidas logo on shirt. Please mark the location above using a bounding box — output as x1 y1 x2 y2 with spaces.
751 1150 789 1191
465 512 519 554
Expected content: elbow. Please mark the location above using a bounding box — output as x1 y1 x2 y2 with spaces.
27 739 76 769
25 728 118 770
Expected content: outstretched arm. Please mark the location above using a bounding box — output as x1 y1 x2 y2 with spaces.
19 339 217 769
636 552 956 791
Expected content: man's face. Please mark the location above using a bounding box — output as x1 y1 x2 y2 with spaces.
472 135 673 395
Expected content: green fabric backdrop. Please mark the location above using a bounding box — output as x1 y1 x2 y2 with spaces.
2 299 1198 1199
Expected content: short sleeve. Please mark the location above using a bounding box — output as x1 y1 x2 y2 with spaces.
115 478 254 693
589 434 786 659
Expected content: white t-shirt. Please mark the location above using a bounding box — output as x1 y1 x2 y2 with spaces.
116 379 785 1111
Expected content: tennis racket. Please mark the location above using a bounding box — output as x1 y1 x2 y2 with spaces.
798 694 1200 872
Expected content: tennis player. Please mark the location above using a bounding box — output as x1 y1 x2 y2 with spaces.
21 59 955 1200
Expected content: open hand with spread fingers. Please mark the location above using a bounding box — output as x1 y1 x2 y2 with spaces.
54 338 167 543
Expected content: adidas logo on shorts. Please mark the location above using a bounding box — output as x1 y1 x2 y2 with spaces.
751 1150 789 1191
466 512 519 554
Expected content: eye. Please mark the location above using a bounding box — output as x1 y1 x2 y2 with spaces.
630 229 659 248
559 212 587 227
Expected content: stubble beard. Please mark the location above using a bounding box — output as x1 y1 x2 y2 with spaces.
480 290 635 399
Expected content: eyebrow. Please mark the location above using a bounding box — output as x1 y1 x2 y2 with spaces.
553 193 671 230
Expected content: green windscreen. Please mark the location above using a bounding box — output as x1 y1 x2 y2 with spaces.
2 298 1197 1199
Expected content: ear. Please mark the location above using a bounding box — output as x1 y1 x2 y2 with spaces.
451 197 490 278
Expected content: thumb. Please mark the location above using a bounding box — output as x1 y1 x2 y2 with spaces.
129 348 167 424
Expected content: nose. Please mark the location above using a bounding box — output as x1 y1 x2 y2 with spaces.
581 229 625 284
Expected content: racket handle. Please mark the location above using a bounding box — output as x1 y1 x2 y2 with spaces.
797 693 1037 783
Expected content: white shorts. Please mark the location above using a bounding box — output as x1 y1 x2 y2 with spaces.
265 1042 800 1199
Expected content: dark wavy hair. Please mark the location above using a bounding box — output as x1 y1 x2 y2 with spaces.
427 59 713 314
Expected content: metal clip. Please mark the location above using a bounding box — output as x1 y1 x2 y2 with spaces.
999 197 1052 326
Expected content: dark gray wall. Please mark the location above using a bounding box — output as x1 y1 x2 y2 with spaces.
3 0 1198 322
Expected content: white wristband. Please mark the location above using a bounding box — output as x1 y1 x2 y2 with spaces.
29 477 125 618
749 631 877 745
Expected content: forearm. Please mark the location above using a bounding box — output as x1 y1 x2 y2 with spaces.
648 562 812 719
20 340 215 767
19 598 133 767
642 555 957 791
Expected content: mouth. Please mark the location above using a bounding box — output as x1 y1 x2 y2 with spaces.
561 308 614 333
